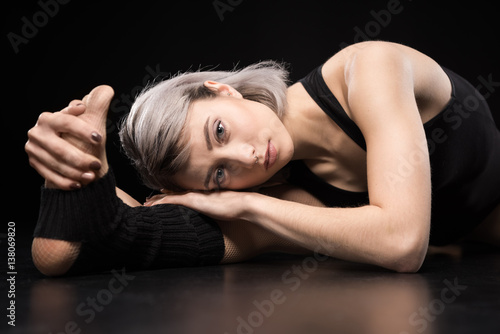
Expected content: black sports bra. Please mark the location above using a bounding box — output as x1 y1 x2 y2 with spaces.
285 65 369 208
285 63 500 245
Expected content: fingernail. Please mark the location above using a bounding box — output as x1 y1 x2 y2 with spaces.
91 132 102 143
81 172 94 181
76 103 85 107
70 183 81 190
89 161 101 170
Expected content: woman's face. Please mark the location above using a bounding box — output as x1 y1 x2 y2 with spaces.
173 91 294 191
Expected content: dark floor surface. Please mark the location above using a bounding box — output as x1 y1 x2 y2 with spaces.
3 237 500 334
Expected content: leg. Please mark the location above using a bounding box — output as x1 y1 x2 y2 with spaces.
32 238 81 276
32 87 112 276
217 220 310 264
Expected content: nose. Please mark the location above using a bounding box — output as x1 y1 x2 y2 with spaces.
226 143 256 169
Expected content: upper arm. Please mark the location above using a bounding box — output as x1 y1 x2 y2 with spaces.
344 43 431 239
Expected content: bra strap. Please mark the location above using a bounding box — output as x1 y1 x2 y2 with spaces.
299 65 367 151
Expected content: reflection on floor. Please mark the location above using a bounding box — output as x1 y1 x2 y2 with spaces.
6 237 500 334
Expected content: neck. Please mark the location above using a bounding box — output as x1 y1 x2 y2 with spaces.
282 84 334 161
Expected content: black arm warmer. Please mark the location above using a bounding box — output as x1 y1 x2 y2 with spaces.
34 169 224 274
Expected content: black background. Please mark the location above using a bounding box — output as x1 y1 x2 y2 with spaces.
4 0 500 238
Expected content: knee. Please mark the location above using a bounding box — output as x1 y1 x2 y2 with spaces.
32 238 81 276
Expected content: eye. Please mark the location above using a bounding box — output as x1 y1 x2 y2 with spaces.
214 167 225 188
215 120 225 141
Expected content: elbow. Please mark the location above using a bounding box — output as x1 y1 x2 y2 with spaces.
385 233 429 273
391 255 425 273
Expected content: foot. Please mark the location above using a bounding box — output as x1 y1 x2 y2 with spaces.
63 85 114 178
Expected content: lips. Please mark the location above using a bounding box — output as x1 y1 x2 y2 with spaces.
264 141 277 170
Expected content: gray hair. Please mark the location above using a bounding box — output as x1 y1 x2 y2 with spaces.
119 60 289 190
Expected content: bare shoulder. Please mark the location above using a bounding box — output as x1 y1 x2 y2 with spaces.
318 41 415 119
327 41 431 63
323 41 439 81
322 41 452 121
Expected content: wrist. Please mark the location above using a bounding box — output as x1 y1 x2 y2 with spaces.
240 192 267 224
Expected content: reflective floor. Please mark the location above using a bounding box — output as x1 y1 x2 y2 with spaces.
5 237 500 334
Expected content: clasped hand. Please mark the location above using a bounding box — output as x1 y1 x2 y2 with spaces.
25 86 114 190
144 189 254 222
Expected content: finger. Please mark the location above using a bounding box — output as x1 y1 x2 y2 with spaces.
42 137 101 175
61 100 86 116
160 188 190 195
145 196 165 207
144 194 169 206
28 155 83 190
27 138 98 183
147 193 192 207
28 126 101 173
37 112 102 144
68 99 84 107
148 194 167 201
146 198 170 206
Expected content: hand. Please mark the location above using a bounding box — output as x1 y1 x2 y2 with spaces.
144 190 252 222
26 86 114 190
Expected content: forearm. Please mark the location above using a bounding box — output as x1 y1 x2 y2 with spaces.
245 193 426 271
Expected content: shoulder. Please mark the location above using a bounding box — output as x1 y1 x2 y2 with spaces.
327 41 451 121
323 42 426 140
318 41 416 121
327 41 412 83
324 41 446 93
328 40 421 65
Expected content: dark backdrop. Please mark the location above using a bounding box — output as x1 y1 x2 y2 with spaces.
5 0 500 238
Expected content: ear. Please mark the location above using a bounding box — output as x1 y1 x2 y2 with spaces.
203 81 243 98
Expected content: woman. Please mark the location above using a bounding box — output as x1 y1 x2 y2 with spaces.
26 41 500 276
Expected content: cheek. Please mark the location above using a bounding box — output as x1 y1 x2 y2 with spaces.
227 168 268 189
172 165 206 190
254 114 281 137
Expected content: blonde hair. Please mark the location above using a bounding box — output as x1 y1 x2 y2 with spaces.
119 60 289 190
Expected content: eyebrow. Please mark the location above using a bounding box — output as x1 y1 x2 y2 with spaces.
204 167 213 190
204 116 213 151
203 116 213 190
